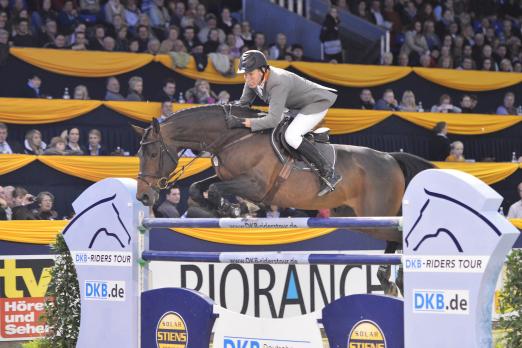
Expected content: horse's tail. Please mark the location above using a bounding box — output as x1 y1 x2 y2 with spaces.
389 152 435 188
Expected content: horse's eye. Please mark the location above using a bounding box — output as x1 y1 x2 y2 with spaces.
150 152 158 158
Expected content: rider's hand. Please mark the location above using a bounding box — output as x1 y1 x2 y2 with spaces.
226 115 247 128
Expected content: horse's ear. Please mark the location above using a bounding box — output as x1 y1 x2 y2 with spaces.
131 125 145 137
152 118 160 134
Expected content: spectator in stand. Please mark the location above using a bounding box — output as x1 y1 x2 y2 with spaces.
240 20 253 47
146 38 160 54
185 79 217 104
156 186 180 218
217 90 230 104
63 127 85 154
32 0 58 34
182 25 201 53
126 76 144 101
87 128 107 156
218 7 237 35
460 95 473 113
43 136 68 155
70 30 88 50
399 90 417 112
374 89 399 111
157 78 176 102
401 20 429 66
419 53 432 67
496 92 517 115
12 19 37 47
320 6 342 63
11 187 36 220
105 76 125 101
57 0 79 34
469 95 478 112
19 74 43 98
32 191 58 220
500 58 513 72
355 1 371 22
445 140 465 162
203 28 220 54
0 186 7 220
104 0 124 26
507 183 522 218
24 129 46 155
148 0 169 31
291 44 307 61
193 3 206 30
431 94 462 113
0 123 23 154
88 24 106 50
123 0 140 30
196 13 218 44
79 0 100 19
481 57 494 71
157 100 174 123
162 25 179 47
397 53 409 66
103 36 116 51
38 19 58 47
252 32 267 52
369 0 385 28
358 88 375 109
428 121 450 161
224 34 240 58
438 55 453 68
269 33 289 60
169 1 185 29
457 57 474 70
136 24 151 52
46 33 66 48
1 185 14 220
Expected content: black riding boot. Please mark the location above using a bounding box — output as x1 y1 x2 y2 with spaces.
297 140 342 197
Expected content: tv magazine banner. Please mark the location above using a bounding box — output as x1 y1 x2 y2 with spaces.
0 255 54 341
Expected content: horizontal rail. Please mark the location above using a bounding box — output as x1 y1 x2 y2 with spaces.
141 217 402 229
141 251 402 265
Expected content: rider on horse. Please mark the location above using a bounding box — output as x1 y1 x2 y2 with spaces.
228 49 342 196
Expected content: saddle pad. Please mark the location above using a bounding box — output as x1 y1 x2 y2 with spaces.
270 127 336 172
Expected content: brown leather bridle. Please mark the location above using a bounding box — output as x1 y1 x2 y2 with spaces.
137 127 179 190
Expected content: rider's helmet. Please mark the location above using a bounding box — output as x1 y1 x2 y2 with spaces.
237 50 269 73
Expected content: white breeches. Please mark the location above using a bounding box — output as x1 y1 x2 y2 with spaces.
284 109 328 149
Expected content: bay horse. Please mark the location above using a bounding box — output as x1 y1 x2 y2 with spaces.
133 104 434 242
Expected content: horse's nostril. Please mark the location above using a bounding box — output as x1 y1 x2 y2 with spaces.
141 193 150 206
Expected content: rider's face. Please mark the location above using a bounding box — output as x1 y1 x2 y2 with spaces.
244 69 264 88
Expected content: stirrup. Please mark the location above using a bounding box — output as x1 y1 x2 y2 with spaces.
317 173 342 197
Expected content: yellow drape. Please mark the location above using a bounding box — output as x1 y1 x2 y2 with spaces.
324 109 391 134
413 67 522 91
0 220 67 244
155 55 291 84
292 62 412 87
0 98 102 124
433 162 519 185
0 154 36 175
0 219 520 245
9 48 522 91
10 47 154 77
172 227 336 245
37 156 212 182
396 111 522 135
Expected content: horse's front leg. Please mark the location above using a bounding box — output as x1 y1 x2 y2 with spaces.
208 175 266 216
188 175 220 206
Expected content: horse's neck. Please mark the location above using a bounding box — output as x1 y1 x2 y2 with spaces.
164 113 252 154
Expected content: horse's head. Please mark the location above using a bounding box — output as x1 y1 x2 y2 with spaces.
133 118 179 206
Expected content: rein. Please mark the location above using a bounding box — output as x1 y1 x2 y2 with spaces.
138 104 256 190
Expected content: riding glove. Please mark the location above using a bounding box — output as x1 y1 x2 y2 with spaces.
226 115 246 128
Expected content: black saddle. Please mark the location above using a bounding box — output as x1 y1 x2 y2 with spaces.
271 115 336 172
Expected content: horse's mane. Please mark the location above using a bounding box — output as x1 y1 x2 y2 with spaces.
161 104 264 123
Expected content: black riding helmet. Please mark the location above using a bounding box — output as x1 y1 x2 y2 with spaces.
237 50 269 73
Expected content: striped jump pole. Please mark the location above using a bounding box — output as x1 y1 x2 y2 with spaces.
141 216 403 229
141 251 402 265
